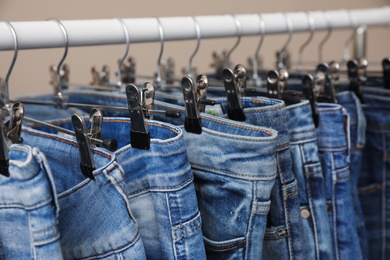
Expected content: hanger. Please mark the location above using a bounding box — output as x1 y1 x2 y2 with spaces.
383 58 390 89
182 74 215 134
301 74 319 127
187 16 201 80
314 62 337 103
297 12 315 72
277 13 293 70
318 11 333 63
250 13 266 87
341 10 358 66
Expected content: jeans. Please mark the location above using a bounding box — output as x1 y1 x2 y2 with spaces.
316 103 362 260
22 116 206 260
285 100 334 260
359 87 390 260
335 91 368 260
42 88 280 259
0 144 63 260
208 97 307 260
20 125 147 259
153 101 279 259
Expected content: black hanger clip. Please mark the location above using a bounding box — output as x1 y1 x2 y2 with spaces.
182 74 215 134
347 59 364 103
302 74 319 128
267 70 282 100
72 114 96 180
87 108 118 151
222 67 246 121
382 58 390 89
0 102 25 177
126 84 150 150
315 63 337 103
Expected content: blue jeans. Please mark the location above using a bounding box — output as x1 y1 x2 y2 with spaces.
0 144 63 259
22 116 206 259
40 89 280 259
316 103 362 260
153 101 279 259
20 125 148 259
208 97 307 260
336 91 368 260
359 87 390 260
285 100 334 260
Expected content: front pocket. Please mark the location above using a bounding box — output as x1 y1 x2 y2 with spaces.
204 236 246 259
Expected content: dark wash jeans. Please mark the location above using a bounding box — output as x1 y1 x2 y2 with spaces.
336 91 368 260
285 100 334 260
316 103 362 260
359 87 390 260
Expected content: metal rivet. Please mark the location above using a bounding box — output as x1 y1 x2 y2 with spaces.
301 208 311 219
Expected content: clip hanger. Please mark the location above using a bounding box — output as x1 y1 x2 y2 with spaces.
347 59 364 102
314 63 337 103
72 114 96 180
182 75 215 134
0 102 25 177
302 74 319 127
222 67 246 121
126 84 150 150
383 58 390 89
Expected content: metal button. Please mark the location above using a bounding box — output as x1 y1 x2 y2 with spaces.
276 228 287 238
301 208 311 219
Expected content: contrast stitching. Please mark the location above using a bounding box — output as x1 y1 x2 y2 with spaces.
127 177 193 196
335 176 349 182
358 184 382 195
203 240 241 247
172 214 200 231
32 224 57 234
277 152 285 184
334 168 349 175
277 142 291 150
191 163 277 179
202 129 274 142
251 210 269 213
283 190 298 199
173 221 202 240
205 245 240 252
305 170 322 176
199 117 273 135
58 180 92 199
290 136 317 143
289 129 316 135
74 231 140 260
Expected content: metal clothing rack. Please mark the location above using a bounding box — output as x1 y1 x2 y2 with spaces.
0 6 389 51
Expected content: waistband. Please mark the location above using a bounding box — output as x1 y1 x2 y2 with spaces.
316 103 350 153
284 100 317 144
211 96 289 150
21 117 187 193
154 100 279 180
336 91 366 148
0 145 59 217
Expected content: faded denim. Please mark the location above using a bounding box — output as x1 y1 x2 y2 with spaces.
285 100 334 260
316 103 362 260
20 124 147 259
0 144 63 259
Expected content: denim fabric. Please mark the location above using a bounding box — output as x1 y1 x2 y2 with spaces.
336 91 368 260
22 117 206 260
207 97 308 260
37 89 280 259
153 101 279 260
316 103 362 260
285 100 334 260
20 125 147 259
0 144 63 259
359 87 390 260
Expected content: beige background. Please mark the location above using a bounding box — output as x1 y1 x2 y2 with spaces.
0 0 389 98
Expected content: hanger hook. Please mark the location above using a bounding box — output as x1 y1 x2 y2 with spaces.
155 17 164 86
114 17 130 87
298 12 315 71
252 14 265 84
278 13 293 69
0 21 18 112
188 16 201 79
47 18 68 100
226 15 242 66
318 11 332 62
342 10 358 64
